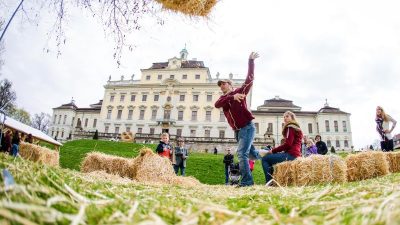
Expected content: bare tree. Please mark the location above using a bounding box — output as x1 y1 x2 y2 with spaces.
31 112 51 133
0 19 4 71
0 78 17 111
7 106 31 125
15 0 163 64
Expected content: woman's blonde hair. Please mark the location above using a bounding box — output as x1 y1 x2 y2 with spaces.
376 106 388 121
284 111 297 122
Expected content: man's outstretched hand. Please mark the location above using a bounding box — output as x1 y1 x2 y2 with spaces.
233 93 246 102
249 52 259 60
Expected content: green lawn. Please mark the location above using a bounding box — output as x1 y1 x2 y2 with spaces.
60 139 266 185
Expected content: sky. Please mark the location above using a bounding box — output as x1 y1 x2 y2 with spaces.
1 0 399 149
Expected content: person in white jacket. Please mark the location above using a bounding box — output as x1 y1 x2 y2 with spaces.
375 106 397 151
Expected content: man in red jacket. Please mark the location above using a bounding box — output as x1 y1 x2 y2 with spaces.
215 52 268 187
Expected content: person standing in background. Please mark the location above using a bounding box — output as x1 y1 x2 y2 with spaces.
376 106 397 151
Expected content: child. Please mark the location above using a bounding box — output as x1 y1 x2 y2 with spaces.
172 137 188 176
305 138 318 157
156 133 172 161
223 148 234 185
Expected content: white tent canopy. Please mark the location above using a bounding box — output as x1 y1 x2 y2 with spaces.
0 114 62 146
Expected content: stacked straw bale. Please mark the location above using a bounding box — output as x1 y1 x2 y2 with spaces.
19 142 59 167
130 148 201 186
81 152 132 178
81 148 201 187
155 0 217 17
346 151 390 182
273 155 347 187
385 152 400 173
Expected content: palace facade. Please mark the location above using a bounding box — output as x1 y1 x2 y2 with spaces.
49 49 353 150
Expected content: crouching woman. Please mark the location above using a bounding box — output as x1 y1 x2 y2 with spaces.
262 111 303 185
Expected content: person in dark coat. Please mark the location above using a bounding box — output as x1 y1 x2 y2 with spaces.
315 135 328 155
223 148 234 185
11 130 20 157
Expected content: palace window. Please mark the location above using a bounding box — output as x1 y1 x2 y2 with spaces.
219 130 225 138
219 111 225 122
139 110 145 120
128 110 133 120
177 129 182 137
325 120 330 132
334 121 338 132
151 110 157 120
205 111 211 122
107 110 112 119
343 121 347 132
191 111 197 121
178 111 184 121
117 110 122 120
267 123 273 133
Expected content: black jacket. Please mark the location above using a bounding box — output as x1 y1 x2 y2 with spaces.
316 141 328 155
223 154 234 166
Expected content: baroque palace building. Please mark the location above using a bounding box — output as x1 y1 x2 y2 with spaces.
49 48 353 150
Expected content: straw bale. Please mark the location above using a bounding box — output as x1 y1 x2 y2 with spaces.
272 155 346 187
272 160 296 186
346 151 390 182
19 142 59 167
81 152 132 178
385 152 400 173
293 155 347 186
129 147 201 186
155 0 217 17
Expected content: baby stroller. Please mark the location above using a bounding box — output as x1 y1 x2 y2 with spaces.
228 163 240 185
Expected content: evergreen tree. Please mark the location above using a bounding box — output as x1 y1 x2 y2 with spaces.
93 130 99 140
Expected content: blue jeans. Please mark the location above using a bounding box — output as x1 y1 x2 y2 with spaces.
173 164 186 176
224 165 230 184
262 152 296 183
12 144 19 157
236 122 261 186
